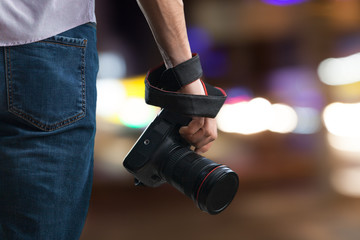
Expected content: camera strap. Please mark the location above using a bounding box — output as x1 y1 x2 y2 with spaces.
145 54 227 118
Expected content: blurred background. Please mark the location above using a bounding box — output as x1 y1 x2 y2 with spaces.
81 0 360 239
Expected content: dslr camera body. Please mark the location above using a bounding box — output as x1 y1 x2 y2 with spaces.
123 109 239 214
123 54 238 214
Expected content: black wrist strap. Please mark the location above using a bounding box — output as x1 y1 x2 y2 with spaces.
158 54 203 91
145 54 227 118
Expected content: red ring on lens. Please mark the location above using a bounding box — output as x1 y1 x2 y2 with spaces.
196 165 224 203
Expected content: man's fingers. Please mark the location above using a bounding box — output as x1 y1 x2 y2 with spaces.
179 117 204 136
188 127 216 149
179 117 217 153
195 142 213 154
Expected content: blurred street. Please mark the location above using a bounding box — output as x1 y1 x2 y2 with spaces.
81 176 360 240
81 0 360 239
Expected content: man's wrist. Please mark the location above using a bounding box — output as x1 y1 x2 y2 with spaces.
161 50 192 69
179 79 206 96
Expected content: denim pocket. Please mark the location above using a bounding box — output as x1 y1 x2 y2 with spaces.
5 35 87 131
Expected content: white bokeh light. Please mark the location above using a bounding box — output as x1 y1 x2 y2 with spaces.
217 98 296 135
96 79 126 118
318 53 360 86
98 52 127 79
323 102 360 137
118 97 158 128
332 167 360 197
268 104 298 134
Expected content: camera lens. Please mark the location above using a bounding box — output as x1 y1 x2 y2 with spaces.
195 165 239 214
161 146 239 214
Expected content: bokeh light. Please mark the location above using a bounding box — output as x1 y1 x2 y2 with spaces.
117 98 158 128
318 53 360 86
262 0 308 6
217 98 271 135
187 26 213 54
323 102 360 137
293 107 321 134
332 167 360 197
98 52 127 79
96 79 126 120
97 75 158 128
217 97 299 135
267 67 324 110
323 102 360 153
225 87 253 104
187 26 228 78
268 103 297 134
327 133 360 153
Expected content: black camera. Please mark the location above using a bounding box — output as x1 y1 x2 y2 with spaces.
123 109 239 215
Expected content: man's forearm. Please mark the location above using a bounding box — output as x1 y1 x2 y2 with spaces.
138 0 217 153
137 0 192 68
137 0 206 95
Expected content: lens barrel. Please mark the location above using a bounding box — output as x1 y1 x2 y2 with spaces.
161 146 239 214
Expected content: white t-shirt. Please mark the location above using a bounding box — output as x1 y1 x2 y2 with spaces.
0 0 96 46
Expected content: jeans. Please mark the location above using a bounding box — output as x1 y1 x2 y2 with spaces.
0 23 98 239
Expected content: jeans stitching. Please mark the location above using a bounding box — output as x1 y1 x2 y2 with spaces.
81 40 87 120
5 41 87 132
40 41 86 48
4 48 11 110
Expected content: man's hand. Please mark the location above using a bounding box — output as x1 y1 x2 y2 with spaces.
179 116 217 154
178 79 218 154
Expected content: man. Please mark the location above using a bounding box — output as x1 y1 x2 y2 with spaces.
0 0 217 239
